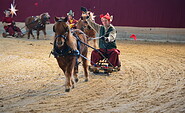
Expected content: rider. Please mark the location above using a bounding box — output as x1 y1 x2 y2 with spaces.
2 10 24 37
67 10 78 29
86 12 121 68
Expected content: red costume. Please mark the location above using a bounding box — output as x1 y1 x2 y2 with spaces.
91 48 120 67
2 17 22 36
68 19 78 29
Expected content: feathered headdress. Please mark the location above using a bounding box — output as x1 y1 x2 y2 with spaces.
100 13 113 22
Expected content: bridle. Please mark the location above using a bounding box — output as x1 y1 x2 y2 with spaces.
40 14 50 24
52 19 77 57
55 33 68 41
53 19 69 47
44 13 50 19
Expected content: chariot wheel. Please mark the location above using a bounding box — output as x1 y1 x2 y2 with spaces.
2 33 7 38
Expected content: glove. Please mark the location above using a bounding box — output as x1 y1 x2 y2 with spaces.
101 36 105 40
101 36 109 42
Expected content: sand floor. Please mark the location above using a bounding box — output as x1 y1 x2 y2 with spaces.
0 36 185 113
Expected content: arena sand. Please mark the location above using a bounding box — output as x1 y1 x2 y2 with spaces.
0 36 185 113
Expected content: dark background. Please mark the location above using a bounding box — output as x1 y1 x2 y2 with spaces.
1 0 185 28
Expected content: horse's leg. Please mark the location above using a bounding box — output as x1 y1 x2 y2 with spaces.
73 65 79 83
82 54 89 82
65 58 76 92
42 29 47 40
28 30 31 39
71 78 75 89
56 58 72 92
37 30 39 40
65 68 74 92
62 71 75 90
30 30 35 39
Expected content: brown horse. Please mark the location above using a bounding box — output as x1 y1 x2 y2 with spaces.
25 13 50 39
76 12 97 48
52 16 89 92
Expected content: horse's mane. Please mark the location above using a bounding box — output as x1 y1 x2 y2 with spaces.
66 27 77 50
40 12 48 17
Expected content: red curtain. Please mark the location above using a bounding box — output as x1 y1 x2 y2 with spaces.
1 0 185 28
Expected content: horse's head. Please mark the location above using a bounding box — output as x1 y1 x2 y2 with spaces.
80 11 96 29
53 16 69 48
40 12 50 24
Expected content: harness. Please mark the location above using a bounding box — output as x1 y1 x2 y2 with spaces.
50 19 115 67
26 15 48 30
51 32 81 58
51 31 82 67
34 18 45 29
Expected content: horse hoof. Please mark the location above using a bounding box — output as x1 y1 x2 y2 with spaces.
75 78 79 83
72 85 75 89
84 79 88 82
65 88 70 92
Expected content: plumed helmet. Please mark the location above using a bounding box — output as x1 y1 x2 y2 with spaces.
81 7 87 13
67 10 74 17
4 10 10 14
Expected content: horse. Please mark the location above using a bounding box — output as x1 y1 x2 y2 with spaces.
76 12 97 48
52 16 89 92
25 12 50 40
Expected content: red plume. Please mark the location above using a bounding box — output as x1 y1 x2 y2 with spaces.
130 34 137 40
100 14 104 18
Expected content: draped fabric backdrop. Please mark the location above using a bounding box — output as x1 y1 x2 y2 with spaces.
1 0 185 28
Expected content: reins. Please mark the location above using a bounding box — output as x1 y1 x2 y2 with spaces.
51 18 114 67
72 32 114 67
